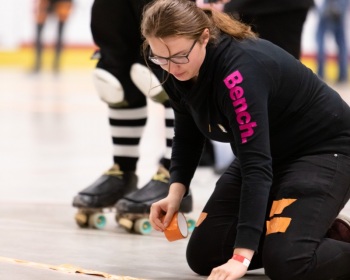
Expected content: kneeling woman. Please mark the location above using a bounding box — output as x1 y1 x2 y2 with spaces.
142 0 350 279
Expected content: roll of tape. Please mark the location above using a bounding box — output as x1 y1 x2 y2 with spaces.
164 212 188 242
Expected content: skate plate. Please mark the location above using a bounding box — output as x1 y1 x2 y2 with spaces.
116 213 196 235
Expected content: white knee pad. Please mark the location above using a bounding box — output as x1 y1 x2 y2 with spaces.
130 63 168 103
92 68 126 107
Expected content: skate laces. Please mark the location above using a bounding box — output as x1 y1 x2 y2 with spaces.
152 165 170 183
104 164 124 178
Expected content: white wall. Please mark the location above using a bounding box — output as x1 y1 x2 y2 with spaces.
0 0 349 56
0 0 94 50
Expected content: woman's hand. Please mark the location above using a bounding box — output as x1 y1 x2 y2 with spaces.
207 259 248 280
149 183 186 231
208 248 254 280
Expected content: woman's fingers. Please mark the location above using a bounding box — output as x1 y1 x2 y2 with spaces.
149 201 167 231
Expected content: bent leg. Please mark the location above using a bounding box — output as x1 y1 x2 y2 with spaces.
263 154 350 280
186 159 264 275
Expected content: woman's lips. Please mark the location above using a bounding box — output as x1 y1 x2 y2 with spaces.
174 72 185 78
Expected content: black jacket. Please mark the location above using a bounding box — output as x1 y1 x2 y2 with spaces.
163 34 350 251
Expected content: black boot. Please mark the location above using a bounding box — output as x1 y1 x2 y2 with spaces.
116 165 193 214
73 164 138 209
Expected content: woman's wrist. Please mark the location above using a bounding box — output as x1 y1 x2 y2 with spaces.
232 254 251 267
232 248 254 264
168 183 187 199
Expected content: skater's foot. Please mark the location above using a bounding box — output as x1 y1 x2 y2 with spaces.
115 165 193 214
72 164 138 209
327 214 350 243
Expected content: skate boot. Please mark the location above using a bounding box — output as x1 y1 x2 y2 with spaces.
73 164 138 229
115 165 195 235
327 215 350 279
326 214 350 243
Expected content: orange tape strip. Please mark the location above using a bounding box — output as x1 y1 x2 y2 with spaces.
266 217 292 235
0 256 146 280
164 212 188 242
196 212 207 227
269 198 296 218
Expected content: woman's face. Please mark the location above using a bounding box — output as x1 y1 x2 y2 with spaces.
147 30 209 81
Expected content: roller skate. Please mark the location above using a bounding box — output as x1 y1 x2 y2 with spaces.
73 164 138 229
327 214 350 243
115 165 195 235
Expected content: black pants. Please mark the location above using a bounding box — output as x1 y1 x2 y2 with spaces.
187 154 350 280
91 0 155 106
230 9 309 59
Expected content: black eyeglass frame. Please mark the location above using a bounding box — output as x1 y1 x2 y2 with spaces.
148 39 198 65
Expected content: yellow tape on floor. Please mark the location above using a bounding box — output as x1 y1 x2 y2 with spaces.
0 47 96 69
0 256 147 280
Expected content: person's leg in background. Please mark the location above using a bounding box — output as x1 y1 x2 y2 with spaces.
73 0 193 220
316 0 348 83
115 63 193 216
52 0 73 73
334 21 348 83
72 0 147 211
333 0 349 83
75 62 193 216
72 63 146 209
316 13 328 80
32 0 49 73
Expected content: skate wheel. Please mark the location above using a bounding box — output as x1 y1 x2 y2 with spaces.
187 218 196 233
134 218 152 235
88 213 107 229
75 212 89 228
118 217 133 231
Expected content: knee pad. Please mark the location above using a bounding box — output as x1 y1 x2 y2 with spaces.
92 68 127 107
130 63 168 103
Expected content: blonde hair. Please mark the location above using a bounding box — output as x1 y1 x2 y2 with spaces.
141 0 256 51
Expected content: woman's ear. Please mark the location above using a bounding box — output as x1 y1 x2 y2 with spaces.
201 28 210 45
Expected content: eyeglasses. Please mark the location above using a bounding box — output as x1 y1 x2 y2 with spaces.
148 39 198 65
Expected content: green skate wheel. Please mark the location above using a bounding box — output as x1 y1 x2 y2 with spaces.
187 218 196 233
134 218 152 235
88 213 107 229
75 212 89 228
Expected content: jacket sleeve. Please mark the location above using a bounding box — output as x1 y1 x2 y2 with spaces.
218 63 274 252
167 92 206 196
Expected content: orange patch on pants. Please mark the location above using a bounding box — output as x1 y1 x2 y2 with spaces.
269 198 296 217
266 198 297 235
266 217 292 235
196 212 208 227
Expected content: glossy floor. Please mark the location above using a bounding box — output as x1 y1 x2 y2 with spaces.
0 67 349 280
